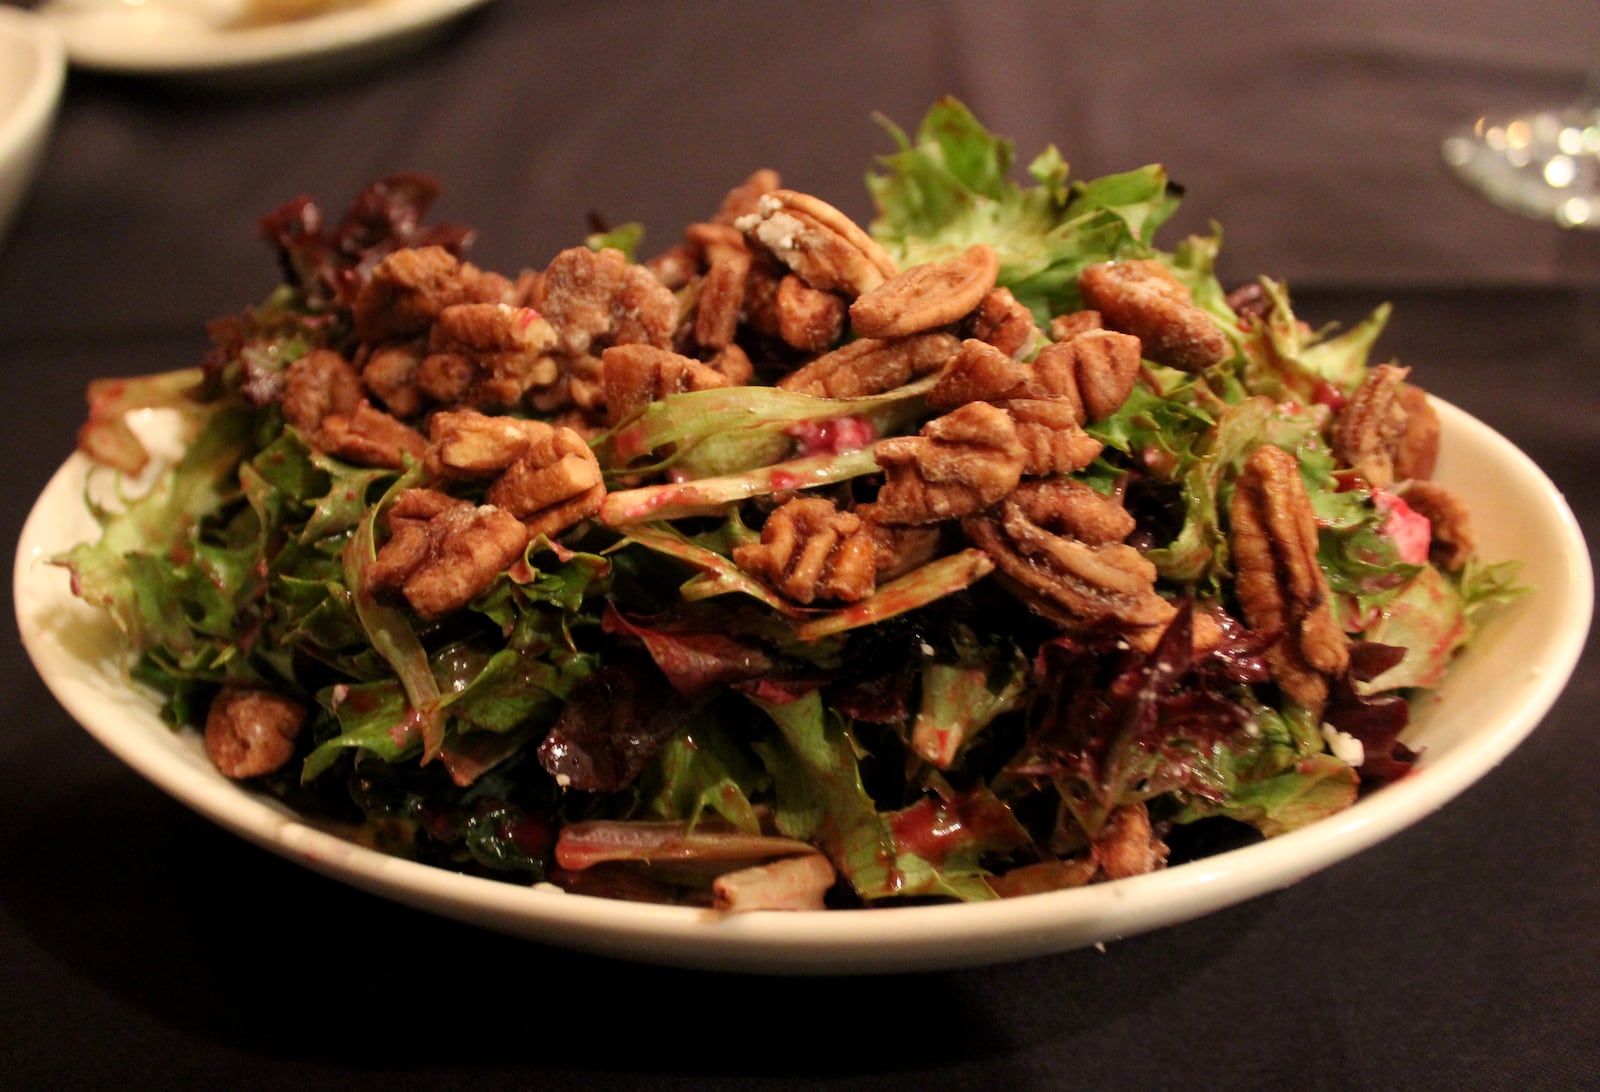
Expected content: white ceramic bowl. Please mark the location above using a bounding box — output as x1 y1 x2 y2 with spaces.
13 398 1593 974
0 9 65 248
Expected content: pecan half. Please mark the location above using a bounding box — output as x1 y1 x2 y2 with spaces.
368 489 532 620
1031 329 1143 421
848 243 998 339
778 332 960 398
964 492 1176 646
739 189 897 297
925 338 1031 409
282 349 364 435
1095 802 1170 880
871 401 1025 525
1334 364 1439 486
1078 260 1228 372
316 401 428 469
733 497 877 604
1229 444 1349 711
965 286 1041 359
483 424 606 539
774 273 847 353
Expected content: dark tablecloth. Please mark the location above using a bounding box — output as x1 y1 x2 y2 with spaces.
2 3 1597 1089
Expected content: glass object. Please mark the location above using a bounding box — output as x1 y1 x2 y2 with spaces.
1441 47 1600 229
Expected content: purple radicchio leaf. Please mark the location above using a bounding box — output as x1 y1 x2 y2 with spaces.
536 663 693 793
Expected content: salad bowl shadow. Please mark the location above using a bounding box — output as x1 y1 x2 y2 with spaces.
13 397 1592 974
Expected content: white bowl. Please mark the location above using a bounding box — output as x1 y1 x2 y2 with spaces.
0 9 65 248
13 398 1593 974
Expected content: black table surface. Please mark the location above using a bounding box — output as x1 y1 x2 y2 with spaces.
2 4 1597 1089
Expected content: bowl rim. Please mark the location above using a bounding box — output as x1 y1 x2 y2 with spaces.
0 9 67 171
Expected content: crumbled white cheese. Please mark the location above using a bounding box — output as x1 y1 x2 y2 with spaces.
1321 723 1365 767
918 641 935 656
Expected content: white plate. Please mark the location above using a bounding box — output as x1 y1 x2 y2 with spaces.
38 0 491 81
13 398 1592 974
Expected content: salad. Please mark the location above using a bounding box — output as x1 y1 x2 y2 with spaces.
58 99 1521 911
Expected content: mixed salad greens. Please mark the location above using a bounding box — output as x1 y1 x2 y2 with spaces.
58 100 1522 909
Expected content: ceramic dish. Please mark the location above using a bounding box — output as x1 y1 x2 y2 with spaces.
38 0 491 81
13 397 1591 974
0 8 66 246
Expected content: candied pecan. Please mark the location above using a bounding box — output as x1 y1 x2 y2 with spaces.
684 221 748 264
204 686 306 780
1401 479 1476 571
1008 478 1136 546
692 247 751 350
1030 328 1142 421
871 401 1025 525
711 167 781 224
775 273 847 352
539 246 679 356
484 424 606 539
432 302 557 355
848 244 999 339
733 497 876 604
352 246 511 344
778 332 960 399
1095 802 1169 880
964 495 1176 646
998 398 1104 477
1230 444 1350 711
1078 260 1228 372
361 343 426 418
369 489 531 619
1332 363 1411 487
865 521 943 581
601 344 733 426
1048 309 1103 342
317 401 427 469
425 408 552 478
965 286 1040 359
926 338 1030 409
1393 384 1440 481
739 189 898 297
282 349 363 435
645 242 699 291
706 342 755 386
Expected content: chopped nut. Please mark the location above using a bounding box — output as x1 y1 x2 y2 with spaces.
871 401 1025 524
774 273 847 353
600 343 733 426
1229 444 1350 712
711 168 782 225
369 491 532 619
1401 479 1476 571
1095 802 1169 880
1078 260 1228 372
965 286 1040 359
1394 384 1440 481
692 247 751 350
1049 309 1104 342
733 497 877 604
778 332 960 398
865 520 944 581
361 343 426 418
204 686 306 780
848 243 999 339
282 349 363 435
739 189 897 297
